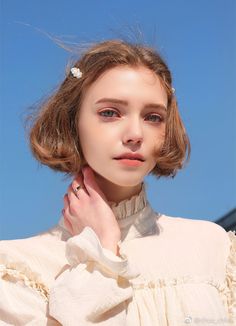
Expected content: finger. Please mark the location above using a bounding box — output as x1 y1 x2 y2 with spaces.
63 215 73 235
63 194 70 211
64 194 74 217
70 172 88 197
72 178 88 197
82 166 108 201
67 184 80 203
73 172 84 185
67 173 83 195
68 185 87 210
63 195 76 234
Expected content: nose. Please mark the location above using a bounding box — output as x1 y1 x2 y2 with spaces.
122 118 143 146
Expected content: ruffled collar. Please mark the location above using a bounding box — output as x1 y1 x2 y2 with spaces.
110 182 160 241
108 182 148 220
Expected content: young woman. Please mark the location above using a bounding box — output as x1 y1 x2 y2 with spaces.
0 40 235 326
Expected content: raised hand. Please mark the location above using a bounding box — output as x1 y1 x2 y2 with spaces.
63 166 121 255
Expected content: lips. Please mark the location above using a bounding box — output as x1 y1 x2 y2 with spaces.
114 153 145 161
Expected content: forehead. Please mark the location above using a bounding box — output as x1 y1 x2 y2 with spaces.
83 65 168 106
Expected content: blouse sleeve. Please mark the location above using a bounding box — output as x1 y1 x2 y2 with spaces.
0 254 60 325
225 230 236 324
49 227 140 326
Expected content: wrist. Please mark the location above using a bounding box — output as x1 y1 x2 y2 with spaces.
101 240 121 256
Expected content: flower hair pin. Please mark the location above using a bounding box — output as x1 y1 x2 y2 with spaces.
71 67 83 79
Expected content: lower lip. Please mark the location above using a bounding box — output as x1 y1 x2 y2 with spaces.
114 159 144 167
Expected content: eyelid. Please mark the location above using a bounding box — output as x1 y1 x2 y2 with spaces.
99 107 119 113
98 108 119 116
147 112 166 123
146 113 164 122
98 108 164 120
147 112 163 117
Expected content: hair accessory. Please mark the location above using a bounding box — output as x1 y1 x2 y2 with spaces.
171 87 175 94
71 67 83 79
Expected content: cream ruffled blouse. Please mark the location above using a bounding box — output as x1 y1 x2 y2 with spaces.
0 182 235 325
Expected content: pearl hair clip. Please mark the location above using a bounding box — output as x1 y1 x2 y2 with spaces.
71 67 83 79
171 87 175 94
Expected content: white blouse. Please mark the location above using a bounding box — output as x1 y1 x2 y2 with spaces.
0 182 235 325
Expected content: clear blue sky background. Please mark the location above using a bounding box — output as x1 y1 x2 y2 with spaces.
0 0 235 240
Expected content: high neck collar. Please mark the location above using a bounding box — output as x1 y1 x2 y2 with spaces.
107 182 148 221
108 182 159 242
58 181 159 243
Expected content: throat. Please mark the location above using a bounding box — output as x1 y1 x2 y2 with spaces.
93 172 143 204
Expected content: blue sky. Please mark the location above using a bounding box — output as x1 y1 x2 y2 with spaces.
0 0 235 240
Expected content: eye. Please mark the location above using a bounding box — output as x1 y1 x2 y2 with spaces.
145 114 163 123
98 109 119 118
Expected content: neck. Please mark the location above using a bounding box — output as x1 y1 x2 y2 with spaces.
93 171 143 204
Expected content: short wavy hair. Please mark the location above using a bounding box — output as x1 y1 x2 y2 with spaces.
28 39 191 178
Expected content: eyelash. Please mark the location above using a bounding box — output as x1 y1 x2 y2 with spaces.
98 109 164 123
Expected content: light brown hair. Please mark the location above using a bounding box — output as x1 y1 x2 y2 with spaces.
28 39 191 178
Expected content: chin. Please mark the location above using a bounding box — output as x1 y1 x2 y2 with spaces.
87 163 145 187
113 181 138 187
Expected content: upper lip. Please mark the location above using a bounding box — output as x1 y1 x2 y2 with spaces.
114 152 145 161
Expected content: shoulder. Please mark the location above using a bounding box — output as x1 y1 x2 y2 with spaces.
159 213 231 251
0 224 65 255
161 213 228 235
0 223 68 284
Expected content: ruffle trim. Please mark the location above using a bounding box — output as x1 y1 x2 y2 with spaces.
130 273 233 318
0 254 49 302
131 274 227 291
224 230 236 323
108 182 148 220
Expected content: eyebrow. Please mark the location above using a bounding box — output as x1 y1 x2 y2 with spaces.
95 97 167 112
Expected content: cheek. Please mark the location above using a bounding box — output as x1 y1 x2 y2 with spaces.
149 128 166 157
79 131 95 157
78 124 108 161
78 116 97 149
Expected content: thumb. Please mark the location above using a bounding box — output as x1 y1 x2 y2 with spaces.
82 166 108 202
